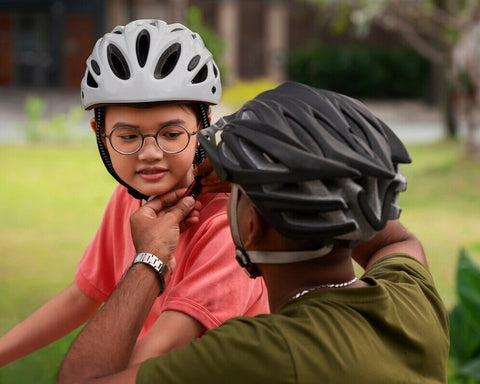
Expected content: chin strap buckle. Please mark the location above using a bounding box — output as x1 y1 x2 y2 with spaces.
235 247 261 279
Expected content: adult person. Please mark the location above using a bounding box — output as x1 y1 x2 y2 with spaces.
57 82 449 384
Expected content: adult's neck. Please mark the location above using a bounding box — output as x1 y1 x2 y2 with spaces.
257 248 362 312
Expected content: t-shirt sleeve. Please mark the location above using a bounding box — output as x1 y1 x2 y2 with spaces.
366 254 435 286
156 195 269 330
75 186 137 302
365 253 448 327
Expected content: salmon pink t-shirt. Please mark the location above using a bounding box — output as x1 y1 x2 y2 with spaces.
75 185 269 338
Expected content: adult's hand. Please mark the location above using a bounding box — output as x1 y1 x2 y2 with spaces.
193 157 231 193
131 190 199 271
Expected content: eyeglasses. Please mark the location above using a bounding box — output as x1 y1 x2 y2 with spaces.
103 124 198 155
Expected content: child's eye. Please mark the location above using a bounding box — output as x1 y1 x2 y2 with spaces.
114 128 140 141
159 126 186 140
163 131 182 139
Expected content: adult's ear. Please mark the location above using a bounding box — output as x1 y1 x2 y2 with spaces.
243 206 267 250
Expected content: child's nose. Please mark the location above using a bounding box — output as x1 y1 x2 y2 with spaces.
138 136 164 160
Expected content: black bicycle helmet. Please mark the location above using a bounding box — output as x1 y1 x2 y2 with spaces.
199 82 411 257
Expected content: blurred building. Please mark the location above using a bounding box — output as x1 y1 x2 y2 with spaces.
0 0 344 89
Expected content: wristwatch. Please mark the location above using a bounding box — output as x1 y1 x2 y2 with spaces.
132 252 169 295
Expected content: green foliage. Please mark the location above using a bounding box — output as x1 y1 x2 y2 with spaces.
221 78 280 109
18 95 89 144
449 249 480 383
286 43 430 98
20 96 47 142
185 6 226 79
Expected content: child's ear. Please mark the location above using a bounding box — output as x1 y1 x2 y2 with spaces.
89 117 96 133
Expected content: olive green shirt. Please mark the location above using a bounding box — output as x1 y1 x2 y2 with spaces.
138 254 449 384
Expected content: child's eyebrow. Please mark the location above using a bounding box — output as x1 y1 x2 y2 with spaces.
112 119 187 129
112 122 139 129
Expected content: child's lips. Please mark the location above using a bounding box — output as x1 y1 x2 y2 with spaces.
138 167 167 181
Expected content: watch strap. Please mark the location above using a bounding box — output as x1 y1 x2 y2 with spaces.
132 252 168 295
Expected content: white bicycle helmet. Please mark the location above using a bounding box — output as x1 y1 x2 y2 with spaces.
81 19 221 109
199 82 411 275
81 19 221 200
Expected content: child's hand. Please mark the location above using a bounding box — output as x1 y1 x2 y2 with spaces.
193 157 231 193
130 190 199 272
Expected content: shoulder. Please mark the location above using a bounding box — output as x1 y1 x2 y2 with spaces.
366 253 433 283
198 192 229 216
364 254 448 325
104 185 139 213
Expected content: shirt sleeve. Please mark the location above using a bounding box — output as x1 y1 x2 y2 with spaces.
75 185 138 302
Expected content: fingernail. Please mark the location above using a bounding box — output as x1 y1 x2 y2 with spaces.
183 196 195 208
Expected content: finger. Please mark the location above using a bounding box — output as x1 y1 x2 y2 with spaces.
167 196 196 223
144 188 188 213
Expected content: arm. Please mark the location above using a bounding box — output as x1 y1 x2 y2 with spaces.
57 194 196 384
0 282 100 367
128 310 205 366
352 220 427 271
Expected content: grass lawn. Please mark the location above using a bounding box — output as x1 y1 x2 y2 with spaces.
0 139 479 382
0 144 116 382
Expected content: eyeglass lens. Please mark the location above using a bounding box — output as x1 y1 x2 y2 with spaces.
110 125 192 154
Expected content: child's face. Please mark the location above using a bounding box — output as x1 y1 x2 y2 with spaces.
101 104 198 197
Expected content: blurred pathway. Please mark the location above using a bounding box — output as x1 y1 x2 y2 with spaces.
0 88 453 144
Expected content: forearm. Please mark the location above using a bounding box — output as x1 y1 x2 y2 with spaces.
352 220 426 270
57 265 161 384
0 282 100 367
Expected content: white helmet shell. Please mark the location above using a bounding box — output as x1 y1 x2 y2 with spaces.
81 19 222 110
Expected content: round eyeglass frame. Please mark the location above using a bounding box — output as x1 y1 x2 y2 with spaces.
103 124 199 155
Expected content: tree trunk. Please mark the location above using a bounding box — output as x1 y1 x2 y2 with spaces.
438 66 458 138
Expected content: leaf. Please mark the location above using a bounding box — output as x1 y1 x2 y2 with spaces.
457 248 480 331
460 357 480 381
449 304 480 364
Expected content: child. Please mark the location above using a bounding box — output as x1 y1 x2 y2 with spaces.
0 19 268 367
58 82 449 383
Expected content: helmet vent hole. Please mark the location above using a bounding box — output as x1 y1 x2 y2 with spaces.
188 55 200 71
192 64 208 84
91 60 101 75
171 27 185 32
213 63 218 78
212 86 217 94
86 71 98 88
136 29 150 68
154 43 181 79
107 44 131 80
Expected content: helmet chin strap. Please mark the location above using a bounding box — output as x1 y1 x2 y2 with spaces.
229 185 334 279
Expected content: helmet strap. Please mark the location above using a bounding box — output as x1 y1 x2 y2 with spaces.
193 104 210 168
229 185 334 271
